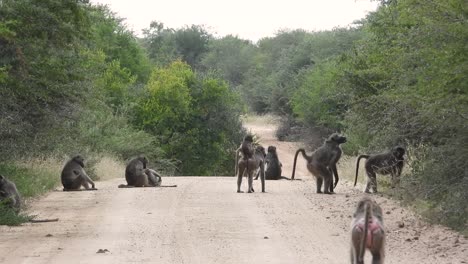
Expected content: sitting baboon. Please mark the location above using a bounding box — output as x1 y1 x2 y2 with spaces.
0 174 21 213
291 133 347 194
350 197 385 264
355 146 405 193
264 146 285 180
61 155 97 191
119 157 177 188
235 145 266 193
121 156 150 187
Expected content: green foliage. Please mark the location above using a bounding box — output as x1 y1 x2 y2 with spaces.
0 205 33 226
88 5 151 82
292 60 348 130
0 164 58 199
135 61 243 175
201 35 256 86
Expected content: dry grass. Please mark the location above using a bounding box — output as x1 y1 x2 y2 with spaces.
241 114 280 126
94 155 126 181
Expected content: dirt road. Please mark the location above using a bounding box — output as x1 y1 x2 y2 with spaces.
0 119 466 264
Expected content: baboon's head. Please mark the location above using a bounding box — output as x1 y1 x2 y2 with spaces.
244 134 254 143
138 156 149 169
327 133 347 145
256 145 266 157
392 146 405 159
72 155 85 167
267 146 277 154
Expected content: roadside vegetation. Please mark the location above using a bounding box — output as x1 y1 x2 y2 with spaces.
0 0 466 231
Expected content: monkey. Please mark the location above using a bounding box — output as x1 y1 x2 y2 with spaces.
350 197 385 264
118 157 177 188
241 134 254 159
234 135 254 176
146 168 162 187
235 145 266 193
0 174 21 213
263 146 287 180
118 156 150 187
355 146 405 193
0 174 59 223
291 133 346 194
61 155 97 191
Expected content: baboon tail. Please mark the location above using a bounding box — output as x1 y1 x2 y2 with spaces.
30 218 59 223
355 155 370 186
358 203 371 263
235 149 240 176
291 149 306 180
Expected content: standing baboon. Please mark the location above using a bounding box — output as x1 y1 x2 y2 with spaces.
264 146 284 180
291 133 347 194
61 155 96 191
350 197 385 264
0 174 21 212
236 145 266 193
355 146 405 193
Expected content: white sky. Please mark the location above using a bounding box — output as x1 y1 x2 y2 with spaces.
90 0 379 42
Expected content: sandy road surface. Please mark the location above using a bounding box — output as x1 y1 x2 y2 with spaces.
0 120 466 264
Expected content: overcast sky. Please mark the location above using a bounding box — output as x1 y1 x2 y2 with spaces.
90 0 379 42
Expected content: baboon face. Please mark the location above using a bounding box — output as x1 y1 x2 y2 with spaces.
327 133 347 144
72 155 85 167
392 147 405 159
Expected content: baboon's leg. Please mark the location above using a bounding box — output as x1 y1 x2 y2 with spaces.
317 165 333 194
248 169 254 193
365 171 377 193
237 163 244 193
315 176 323 193
82 180 90 189
260 161 265 193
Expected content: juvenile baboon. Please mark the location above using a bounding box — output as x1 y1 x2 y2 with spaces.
61 155 97 191
291 133 346 194
146 168 162 187
235 145 266 193
355 146 405 193
264 146 285 180
350 197 385 264
0 174 21 212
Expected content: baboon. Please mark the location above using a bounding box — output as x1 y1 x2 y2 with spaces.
0 175 58 223
146 168 162 187
235 145 266 193
0 174 21 213
291 133 347 194
350 197 385 264
119 157 177 188
264 146 285 180
61 155 97 191
241 134 254 159
120 156 150 187
355 146 405 193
